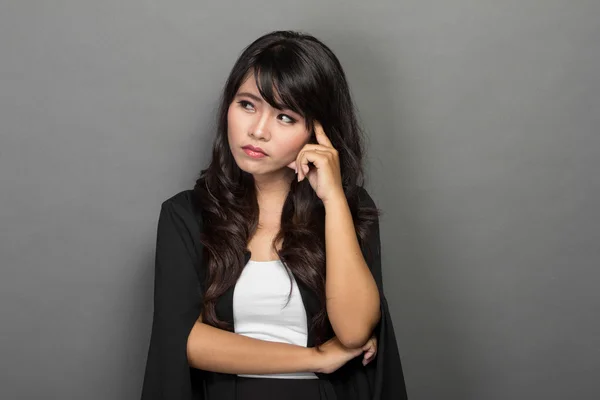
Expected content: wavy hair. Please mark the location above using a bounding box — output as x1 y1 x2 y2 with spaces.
193 30 381 346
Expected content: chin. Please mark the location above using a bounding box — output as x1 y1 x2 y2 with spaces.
236 160 263 175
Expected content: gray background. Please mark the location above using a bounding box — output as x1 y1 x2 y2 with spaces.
1 1 598 399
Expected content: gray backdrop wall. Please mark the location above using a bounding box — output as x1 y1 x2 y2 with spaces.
1 1 598 399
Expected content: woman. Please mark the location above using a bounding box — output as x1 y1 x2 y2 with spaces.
141 30 408 399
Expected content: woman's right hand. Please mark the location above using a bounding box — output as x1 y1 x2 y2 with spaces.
311 336 364 374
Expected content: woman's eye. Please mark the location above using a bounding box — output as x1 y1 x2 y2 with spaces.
238 100 254 111
278 114 296 124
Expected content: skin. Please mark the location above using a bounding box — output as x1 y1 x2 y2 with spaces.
186 71 378 375
227 71 311 219
290 125 382 348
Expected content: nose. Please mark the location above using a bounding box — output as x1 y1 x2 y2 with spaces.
249 112 271 140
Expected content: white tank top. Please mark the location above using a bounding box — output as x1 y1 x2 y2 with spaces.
233 259 318 379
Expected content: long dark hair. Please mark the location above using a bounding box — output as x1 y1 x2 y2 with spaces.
193 30 380 346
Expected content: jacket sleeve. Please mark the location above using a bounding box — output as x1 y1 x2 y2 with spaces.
141 199 205 400
358 188 408 400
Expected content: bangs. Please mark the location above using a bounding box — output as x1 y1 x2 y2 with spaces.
252 46 313 121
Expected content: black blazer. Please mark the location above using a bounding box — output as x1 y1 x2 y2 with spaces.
141 188 408 399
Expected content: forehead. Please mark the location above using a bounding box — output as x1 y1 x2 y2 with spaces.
238 72 259 91
237 72 284 102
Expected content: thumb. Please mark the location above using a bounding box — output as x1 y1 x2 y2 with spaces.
287 160 297 171
362 340 373 352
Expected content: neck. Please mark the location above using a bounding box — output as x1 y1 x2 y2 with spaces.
253 168 295 219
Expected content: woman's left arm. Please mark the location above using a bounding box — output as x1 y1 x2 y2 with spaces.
323 190 381 349
292 122 383 350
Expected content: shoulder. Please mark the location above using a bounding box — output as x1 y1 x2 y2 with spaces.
159 189 203 228
161 189 195 210
356 186 376 208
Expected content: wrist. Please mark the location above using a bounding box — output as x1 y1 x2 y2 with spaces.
322 190 347 209
304 346 323 373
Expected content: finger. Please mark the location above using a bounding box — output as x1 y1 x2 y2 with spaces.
363 348 377 366
370 344 378 356
297 150 329 182
296 144 336 177
287 160 297 173
313 121 333 148
363 344 377 359
296 153 303 181
362 337 376 350
294 141 337 180
295 150 307 181
299 143 334 153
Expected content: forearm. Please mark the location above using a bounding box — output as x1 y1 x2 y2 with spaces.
187 321 317 374
323 194 381 348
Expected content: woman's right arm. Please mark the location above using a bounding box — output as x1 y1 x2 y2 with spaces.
187 319 316 374
187 319 364 375
142 195 360 393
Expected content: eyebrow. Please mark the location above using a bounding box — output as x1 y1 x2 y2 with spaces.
236 91 302 117
236 92 264 103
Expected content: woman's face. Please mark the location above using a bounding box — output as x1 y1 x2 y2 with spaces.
227 72 312 178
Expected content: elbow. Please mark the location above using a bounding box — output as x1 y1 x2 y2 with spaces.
337 330 372 349
336 309 382 349
336 319 378 349
186 321 202 368
330 291 382 349
186 338 195 367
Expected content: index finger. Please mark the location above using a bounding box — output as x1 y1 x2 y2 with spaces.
313 121 333 148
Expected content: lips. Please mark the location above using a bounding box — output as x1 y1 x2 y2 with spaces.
242 145 267 155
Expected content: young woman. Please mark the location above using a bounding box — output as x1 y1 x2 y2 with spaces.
141 30 407 400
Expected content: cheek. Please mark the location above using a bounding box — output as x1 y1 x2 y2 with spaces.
227 106 242 140
227 106 235 129
278 133 311 159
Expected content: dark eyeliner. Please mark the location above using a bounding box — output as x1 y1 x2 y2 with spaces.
279 114 297 123
237 100 254 109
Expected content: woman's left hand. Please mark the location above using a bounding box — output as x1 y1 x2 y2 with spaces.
361 335 378 366
287 122 344 204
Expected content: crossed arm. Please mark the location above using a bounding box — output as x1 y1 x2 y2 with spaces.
322 191 382 349
142 189 383 397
